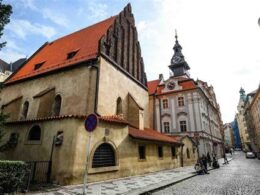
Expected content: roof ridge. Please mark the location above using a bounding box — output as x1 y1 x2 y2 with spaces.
50 15 117 45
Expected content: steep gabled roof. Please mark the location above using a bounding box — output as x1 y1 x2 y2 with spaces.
5 16 116 84
147 79 160 95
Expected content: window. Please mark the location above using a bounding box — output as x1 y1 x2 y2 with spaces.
138 145 146 160
21 101 29 119
28 125 41 141
163 122 170 133
34 62 45 70
187 148 190 159
116 97 122 115
178 97 184 107
162 99 168 109
171 146 176 157
180 121 187 132
53 95 62 116
67 51 78 59
92 143 116 168
158 146 163 158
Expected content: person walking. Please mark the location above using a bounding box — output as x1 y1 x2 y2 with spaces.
202 154 209 174
207 152 212 167
223 152 229 164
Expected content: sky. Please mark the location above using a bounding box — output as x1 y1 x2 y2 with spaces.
0 0 260 123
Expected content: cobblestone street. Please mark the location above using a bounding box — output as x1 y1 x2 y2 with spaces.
152 151 260 195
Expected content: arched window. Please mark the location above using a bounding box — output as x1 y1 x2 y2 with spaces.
116 97 122 115
92 143 116 168
53 95 62 116
186 148 190 159
28 125 41 141
22 101 29 119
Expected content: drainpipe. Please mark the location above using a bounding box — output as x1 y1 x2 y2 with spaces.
181 144 184 167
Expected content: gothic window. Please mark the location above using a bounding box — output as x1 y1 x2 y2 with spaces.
53 95 62 116
162 99 168 109
187 148 190 159
92 143 116 168
180 121 187 132
21 101 29 119
178 97 184 107
163 122 170 133
138 145 146 160
28 125 41 141
158 146 163 158
116 97 123 115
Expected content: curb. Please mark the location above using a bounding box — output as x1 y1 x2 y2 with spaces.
139 159 233 195
126 173 197 195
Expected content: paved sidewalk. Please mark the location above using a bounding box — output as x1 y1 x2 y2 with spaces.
30 155 233 195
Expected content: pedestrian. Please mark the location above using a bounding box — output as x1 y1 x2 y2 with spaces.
230 148 233 156
202 154 209 174
207 152 212 167
223 153 229 164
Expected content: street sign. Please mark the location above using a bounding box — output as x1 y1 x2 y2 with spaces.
83 113 98 195
84 114 98 132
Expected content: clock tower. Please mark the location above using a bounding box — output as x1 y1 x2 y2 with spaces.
169 31 190 78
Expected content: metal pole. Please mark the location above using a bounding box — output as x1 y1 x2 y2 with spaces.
83 133 92 195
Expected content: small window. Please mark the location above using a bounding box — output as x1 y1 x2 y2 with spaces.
21 101 29 119
67 51 78 60
28 125 41 141
178 97 184 107
53 95 62 116
163 122 170 133
171 146 176 157
187 148 190 159
116 97 123 115
158 146 163 158
92 143 116 168
180 121 187 132
162 99 168 109
34 62 45 70
138 145 146 160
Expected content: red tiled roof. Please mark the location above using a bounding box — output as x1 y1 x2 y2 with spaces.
147 79 160 95
5 114 128 125
5 16 116 84
129 127 182 145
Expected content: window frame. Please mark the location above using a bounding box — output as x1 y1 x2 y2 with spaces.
138 145 146 160
163 122 170 133
180 120 187 132
25 125 42 145
158 146 163 159
162 99 169 109
178 96 185 107
52 94 62 116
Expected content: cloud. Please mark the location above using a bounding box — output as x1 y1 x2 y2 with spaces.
42 9 69 27
6 19 56 39
87 3 108 21
20 0 37 10
0 48 26 63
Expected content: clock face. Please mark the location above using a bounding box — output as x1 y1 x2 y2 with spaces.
167 81 175 90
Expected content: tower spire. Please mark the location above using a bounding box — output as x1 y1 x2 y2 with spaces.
169 30 190 78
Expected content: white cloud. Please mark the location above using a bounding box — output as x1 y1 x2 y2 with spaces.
42 9 69 27
6 19 56 39
0 49 26 63
20 0 37 10
88 3 108 20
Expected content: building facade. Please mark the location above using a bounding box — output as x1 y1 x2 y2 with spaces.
0 4 186 185
230 119 242 149
223 123 234 150
148 34 223 158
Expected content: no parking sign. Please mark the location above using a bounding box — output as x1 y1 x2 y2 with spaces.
83 113 98 195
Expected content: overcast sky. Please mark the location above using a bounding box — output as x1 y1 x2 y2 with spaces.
1 0 260 123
